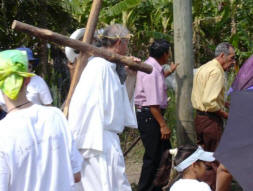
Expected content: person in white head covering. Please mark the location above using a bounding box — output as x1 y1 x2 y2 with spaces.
153 145 215 191
68 24 139 191
65 28 103 79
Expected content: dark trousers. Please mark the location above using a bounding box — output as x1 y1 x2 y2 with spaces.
137 110 171 191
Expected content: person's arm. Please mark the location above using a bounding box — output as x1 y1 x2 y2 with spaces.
216 110 228 119
216 164 232 191
150 105 171 140
74 172 81 183
0 152 9 190
202 71 228 119
69 137 83 183
202 70 224 112
164 62 179 77
224 101 230 109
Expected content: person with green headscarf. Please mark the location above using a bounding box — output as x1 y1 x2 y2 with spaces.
0 47 53 119
0 49 83 191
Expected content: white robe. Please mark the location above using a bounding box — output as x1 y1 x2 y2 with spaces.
68 57 137 191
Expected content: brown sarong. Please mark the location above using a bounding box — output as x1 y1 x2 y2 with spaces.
194 111 223 191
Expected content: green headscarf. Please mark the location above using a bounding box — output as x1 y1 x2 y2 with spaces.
0 50 35 100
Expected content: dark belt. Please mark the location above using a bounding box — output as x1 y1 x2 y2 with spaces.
136 106 166 115
196 110 218 117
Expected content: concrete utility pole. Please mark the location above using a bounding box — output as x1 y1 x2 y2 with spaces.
173 0 196 145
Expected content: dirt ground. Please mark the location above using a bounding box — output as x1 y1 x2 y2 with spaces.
124 141 144 186
125 159 142 185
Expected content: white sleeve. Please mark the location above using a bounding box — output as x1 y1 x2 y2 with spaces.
70 140 83 174
37 77 53 105
0 152 9 190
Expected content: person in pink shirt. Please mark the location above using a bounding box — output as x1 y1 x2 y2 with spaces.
134 39 178 191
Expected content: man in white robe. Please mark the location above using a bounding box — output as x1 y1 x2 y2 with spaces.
68 24 138 191
0 49 83 191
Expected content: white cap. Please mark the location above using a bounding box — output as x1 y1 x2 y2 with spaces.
65 28 104 63
65 28 86 63
174 146 215 172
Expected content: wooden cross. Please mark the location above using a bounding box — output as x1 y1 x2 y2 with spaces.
64 0 102 117
11 19 152 114
11 1 152 156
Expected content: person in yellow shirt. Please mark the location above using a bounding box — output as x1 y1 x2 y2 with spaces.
191 42 235 152
191 42 235 190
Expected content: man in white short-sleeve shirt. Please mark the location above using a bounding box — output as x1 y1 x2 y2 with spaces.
16 47 53 105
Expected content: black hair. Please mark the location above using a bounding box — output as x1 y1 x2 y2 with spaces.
153 144 198 188
149 39 170 59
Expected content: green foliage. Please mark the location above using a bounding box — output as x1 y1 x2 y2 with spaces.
164 89 177 147
0 0 79 49
0 0 78 106
193 0 253 66
62 0 92 25
104 0 142 17
2 0 253 154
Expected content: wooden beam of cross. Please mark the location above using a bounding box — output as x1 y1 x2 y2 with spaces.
64 0 103 117
11 21 153 73
11 21 153 99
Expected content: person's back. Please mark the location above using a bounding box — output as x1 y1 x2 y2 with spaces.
0 104 79 191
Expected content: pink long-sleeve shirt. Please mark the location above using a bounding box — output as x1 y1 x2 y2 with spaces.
134 57 168 109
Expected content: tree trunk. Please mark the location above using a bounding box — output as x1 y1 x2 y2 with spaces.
38 1 49 81
38 41 49 80
230 0 236 35
173 0 196 146
230 0 239 73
